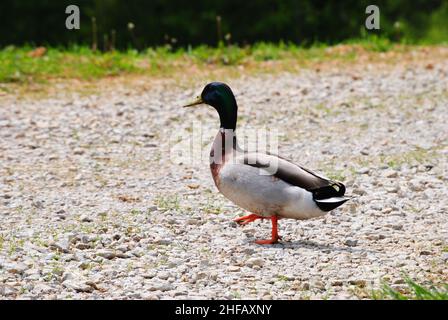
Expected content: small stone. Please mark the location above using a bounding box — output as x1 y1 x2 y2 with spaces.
301 282 310 290
393 278 405 284
331 280 344 286
353 188 366 196
0 285 18 297
420 250 432 256
112 233 121 241
63 280 94 293
187 218 201 225
246 258 264 268
142 270 157 279
330 293 353 300
73 149 85 155
47 155 60 163
153 238 172 245
115 252 131 259
24 268 40 277
195 272 208 281
227 266 240 272
313 280 325 290
148 282 174 292
357 167 370 174
96 249 117 259
349 279 366 287
345 239 358 247
360 149 369 156
441 253 448 263
386 186 399 193
75 243 92 250
116 244 130 252
77 262 90 270
383 170 398 178
49 239 71 253
126 292 142 299
33 284 54 294
157 271 170 280
409 180 423 192
62 272 75 282
147 205 158 212
167 254 182 265
142 293 160 300
5 262 28 275
32 201 44 209
382 207 393 214
80 214 93 222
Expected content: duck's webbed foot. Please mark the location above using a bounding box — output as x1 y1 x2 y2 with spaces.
234 213 264 225
255 238 279 245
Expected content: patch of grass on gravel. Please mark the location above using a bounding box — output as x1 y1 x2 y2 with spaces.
371 277 448 300
154 194 181 212
201 199 224 215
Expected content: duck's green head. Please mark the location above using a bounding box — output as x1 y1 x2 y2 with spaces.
184 82 238 130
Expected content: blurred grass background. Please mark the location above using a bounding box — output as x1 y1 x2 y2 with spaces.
0 0 447 84
1 0 447 48
0 38 402 83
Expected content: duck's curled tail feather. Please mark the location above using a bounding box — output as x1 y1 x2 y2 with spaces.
311 182 350 212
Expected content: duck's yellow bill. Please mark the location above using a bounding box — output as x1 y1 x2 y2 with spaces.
183 97 203 108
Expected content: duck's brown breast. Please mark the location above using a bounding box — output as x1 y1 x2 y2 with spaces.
209 129 236 188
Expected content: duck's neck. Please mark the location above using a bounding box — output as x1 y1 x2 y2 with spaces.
219 113 237 131
216 91 238 131
211 94 239 163
210 128 239 165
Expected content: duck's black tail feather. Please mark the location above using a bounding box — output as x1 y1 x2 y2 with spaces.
311 182 350 212
314 196 350 212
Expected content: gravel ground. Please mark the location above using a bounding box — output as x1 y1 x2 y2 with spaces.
1 52 447 299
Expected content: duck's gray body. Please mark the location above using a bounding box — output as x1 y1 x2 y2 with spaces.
210 130 348 220
218 154 326 219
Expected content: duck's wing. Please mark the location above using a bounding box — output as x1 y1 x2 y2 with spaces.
242 152 331 189
242 152 348 210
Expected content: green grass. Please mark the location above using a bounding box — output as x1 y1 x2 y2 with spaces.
0 43 308 83
372 277 448 300
277 275 291 281
1 38 436 84
201 198 224 215
154 194 181 212
0 46 141 83
345 34 394 52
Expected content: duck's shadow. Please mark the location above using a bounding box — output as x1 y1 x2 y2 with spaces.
252 239 379 254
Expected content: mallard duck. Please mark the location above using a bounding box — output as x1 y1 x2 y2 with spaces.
184 82 349 244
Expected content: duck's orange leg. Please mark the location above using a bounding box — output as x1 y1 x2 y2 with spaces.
255 215 280 245
234 214 264 225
